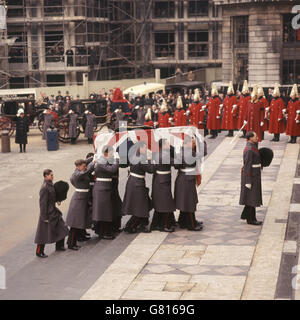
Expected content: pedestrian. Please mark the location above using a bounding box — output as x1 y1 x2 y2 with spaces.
42 109 55 140
14 108 29 153
84 110 96 144
239 131 263 225
67 110 78 144
34 169 69 258
93 145 119 239
150 139 176 233
123 141 154 233
286 84 300 144
66 158 95 250
174 137 203 231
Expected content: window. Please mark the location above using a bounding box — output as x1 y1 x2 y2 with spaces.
7 0 25 18
188 1 209 17
44 0 63 17
8 30 27 63
282 60 300 84
9 77 26 89
47 74 65 87
154 31 175 58
154 2 175 18
234 53 248 83
233 16 249 46
44 30 64 63
188 30 209 58
283 14 300 44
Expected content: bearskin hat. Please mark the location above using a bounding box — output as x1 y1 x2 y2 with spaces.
54 181 69 202
259 148 274 167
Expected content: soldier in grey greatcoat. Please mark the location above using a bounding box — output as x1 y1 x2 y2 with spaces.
239 131 263 225
84 110 96 144
150 139 176 232
133 105 147 126
123 141 154 233
66 157 95 250
34 169 69 258
111 165 123 233
67 110 78 144
93 146 119 239
42 110 55 140
174 137 203 231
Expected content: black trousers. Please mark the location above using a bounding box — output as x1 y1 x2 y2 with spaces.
19 144 26 152
124 216 149 233
178 212 198 230
71 138 76 144
150 211 174 231
88 138 93 144
36 238 65 254
241 205 257 223
67 227 82 247
94 221 113 237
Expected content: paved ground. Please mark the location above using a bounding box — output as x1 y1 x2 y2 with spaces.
0 128 299 300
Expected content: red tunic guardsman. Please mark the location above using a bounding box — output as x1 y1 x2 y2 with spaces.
257 85 268 140
286 84 300 144
268 83 286 142
206 83 221 139
173 96 187 127
187 89 204 129
237 80 251 138
222 81 238 137
244 85 265 142
158 100 171 128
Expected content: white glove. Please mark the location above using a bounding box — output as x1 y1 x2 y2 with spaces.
265 107 270 112
296 110 300 114
296 120 300 124
114 109 119 113
243 120 247 125
245 184 251 189
260 121 264 126
199 121 203 124
201 105 206 110
186 110 190 115
278 118 281 122
282 109 286 114
168 118 173 122
44 220 49 223
155 110 158 114
216 116 220 119
154 122 158 126
135 105 139 109
232 104 237 109
220 104 223 108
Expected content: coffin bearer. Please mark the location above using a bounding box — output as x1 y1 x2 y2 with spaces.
222 81 238 137
239 132 263 225
244 85 265 142
174 137 203 231
285 84 300 144
84 110 96 144
123 141 154 233
66 158 95 250
206 84 221 139
150 139 176 233
93 145 119 239
268 83 286 142
34 169 69 258
237 80 251 138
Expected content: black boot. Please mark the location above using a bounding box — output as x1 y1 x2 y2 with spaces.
291 136 297 144
275 133 280 142
55 238 66 251
247 207 262 225
36 244 48 258
19 144 23 153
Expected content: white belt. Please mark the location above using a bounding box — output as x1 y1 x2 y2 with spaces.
252 164 261 168
180 168 196 173
130 172 145 179
75 188 89 193
156 170 171 175
96 178 112 182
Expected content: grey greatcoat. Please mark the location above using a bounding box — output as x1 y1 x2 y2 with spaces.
152 151 176 212
122 160 154 218
92 157 119 222
84 113 96 139
112 170 123 222
135 108 147 126
42 113 55 140
66 160 95 229
239 142 263 207
68 113 78 138
174 150 199 212
34 180 69 244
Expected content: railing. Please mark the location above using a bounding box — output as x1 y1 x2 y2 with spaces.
165 69 206 85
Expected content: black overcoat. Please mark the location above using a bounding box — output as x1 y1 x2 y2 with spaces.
14 116 29 144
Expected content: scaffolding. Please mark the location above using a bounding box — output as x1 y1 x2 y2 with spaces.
0 0 222 89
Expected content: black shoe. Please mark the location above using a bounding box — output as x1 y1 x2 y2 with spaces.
102 235 115 240
114 228 123 233
84 232 91 237
160 227 175 233
77 236 90 242
56 246 66 251
138 225 151 233
187 225 203 231
68 245 80 250
36 252 48 258
196 220 203 226
247 221 262 225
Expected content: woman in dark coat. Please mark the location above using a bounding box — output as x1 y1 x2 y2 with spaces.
150 139 176 232
34 169 69 258
174 137 203 231
239 131 263 225
92 146 119 239
14 108 29 153
123 141 154 233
